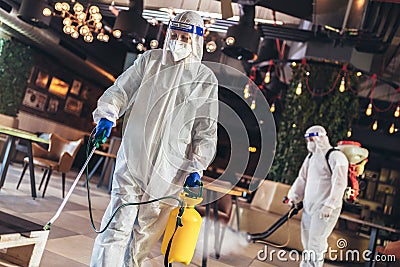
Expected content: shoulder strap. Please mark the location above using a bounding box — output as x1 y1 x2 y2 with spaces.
325 147 339 174
164 207 184 267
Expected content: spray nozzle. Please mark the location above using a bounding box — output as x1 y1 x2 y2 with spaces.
94 130 108 148
183 181 203 199
43 221 51 231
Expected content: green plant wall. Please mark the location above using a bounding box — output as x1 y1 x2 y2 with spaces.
0 38 34 117
268 63 360 184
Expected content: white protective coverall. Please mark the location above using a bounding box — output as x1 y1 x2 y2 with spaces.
287 125 348 267
90 11 218 267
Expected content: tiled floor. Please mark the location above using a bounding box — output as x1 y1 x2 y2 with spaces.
0 163 388 267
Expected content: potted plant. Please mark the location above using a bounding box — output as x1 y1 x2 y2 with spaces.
0 37 34 127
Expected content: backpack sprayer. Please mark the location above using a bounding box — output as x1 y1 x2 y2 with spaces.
43 130 204 266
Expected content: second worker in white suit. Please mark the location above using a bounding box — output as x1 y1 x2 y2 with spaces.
90 11 218 267
287 125 348 267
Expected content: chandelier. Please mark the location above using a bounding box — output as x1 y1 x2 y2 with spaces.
43 1 110 43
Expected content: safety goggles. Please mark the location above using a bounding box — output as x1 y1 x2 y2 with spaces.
304 131 325 142
168 21 204 37
304 131 325 138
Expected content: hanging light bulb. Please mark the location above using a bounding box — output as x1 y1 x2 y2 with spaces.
243 84 250 99
347 128 352 138
43 8 52 16
226 36 235 46
63 17 72 26
73 3 84 13
270 102 276 113
206 41 217 53
113 30 122 38
83 34 94 43
251 100 256 110
61 2 70 11
97 32 104 41
63 25 73 34
264 71 271 84
54 2 63 11
366 103 373 116
394 105 400 118
339 76 346 92
150 40 159 49
372 120 378 131
71 30 79 39
296 82 302 95
389 123 395 134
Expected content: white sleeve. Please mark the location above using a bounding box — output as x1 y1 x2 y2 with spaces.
287 156 310 203
324 151 349 209
188 74 218 175
92 52 148 125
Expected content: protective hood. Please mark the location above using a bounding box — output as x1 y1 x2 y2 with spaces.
162 11 204 65
304 125 331 151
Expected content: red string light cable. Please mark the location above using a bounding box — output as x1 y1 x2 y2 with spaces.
260 60 274 89
342 64 360 94
249 66 259 102
305 65 341 97
369 74 395 113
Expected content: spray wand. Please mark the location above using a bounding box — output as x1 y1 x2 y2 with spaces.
43 131 107 230
43 130 183 233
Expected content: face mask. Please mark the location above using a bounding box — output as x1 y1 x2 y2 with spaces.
169 40 192 61
307 142 316 153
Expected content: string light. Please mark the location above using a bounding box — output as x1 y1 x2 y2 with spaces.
43 2 109 43
296 82 302 95
366 103 373 116
270 102 276 113
264 71 271 84
372 120 378 131
248 147 257 152
347 128 352 137
394 105 400 118
243 84 250 99
339 76 346 92
251 100 256 110
356 71 362 77
389 123 395 134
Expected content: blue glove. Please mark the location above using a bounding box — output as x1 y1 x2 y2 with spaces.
94 118 113 143
185 172 201 187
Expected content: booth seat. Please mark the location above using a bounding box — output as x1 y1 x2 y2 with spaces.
235 179 370 261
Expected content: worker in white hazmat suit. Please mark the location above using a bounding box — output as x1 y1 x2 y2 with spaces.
90 11 218 267
287 125 348 267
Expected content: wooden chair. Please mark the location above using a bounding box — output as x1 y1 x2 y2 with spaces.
16 133 83 198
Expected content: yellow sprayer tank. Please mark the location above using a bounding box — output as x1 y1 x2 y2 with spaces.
161 194 203 265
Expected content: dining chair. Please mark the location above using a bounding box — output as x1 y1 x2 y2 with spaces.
16 133 83 198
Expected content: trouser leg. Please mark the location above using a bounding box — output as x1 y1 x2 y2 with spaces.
300 211 312 267
301 208 341 267
90 163 143 267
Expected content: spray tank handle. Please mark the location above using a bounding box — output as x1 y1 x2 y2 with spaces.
93 129 108 148
183 180 203 199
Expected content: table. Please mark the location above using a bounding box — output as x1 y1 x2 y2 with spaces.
0 126 49 198
0 211 49 266
339 214 400 267
200 176 251 267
